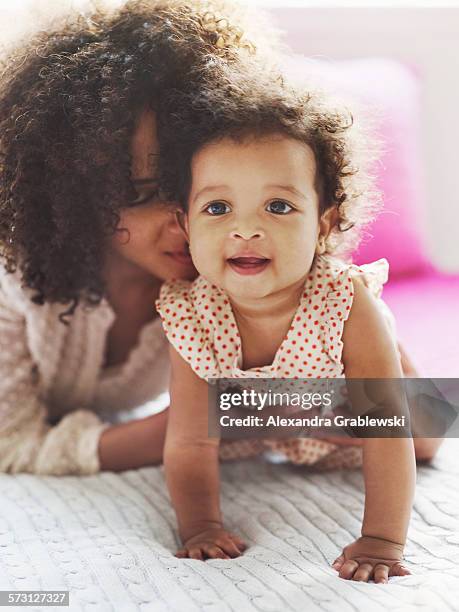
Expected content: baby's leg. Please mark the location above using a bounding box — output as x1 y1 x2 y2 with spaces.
398 342 444 463
322 342 444 463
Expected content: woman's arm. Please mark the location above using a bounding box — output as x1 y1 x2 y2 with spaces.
0 267 177 474
0 281 109 475
164 345 246 559
98 408 169 471
333 276 416 582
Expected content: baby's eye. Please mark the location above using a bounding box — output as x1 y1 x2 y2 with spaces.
266 200 294 215
205 201 231 215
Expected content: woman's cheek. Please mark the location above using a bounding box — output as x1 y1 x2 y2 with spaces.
116 209 145 242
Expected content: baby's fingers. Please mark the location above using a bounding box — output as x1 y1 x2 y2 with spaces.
188 546 204 561
217 538 244 558
205 546 230 560
352 562 374 582
175 548 189 559
332 554 344 571
389 562 411 577
181 543 231 561
338 560 359 580
228 533 247 552
373 563 389 584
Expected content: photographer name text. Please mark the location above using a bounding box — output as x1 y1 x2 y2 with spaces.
219 414 407 428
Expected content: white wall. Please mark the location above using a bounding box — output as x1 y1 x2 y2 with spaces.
267 7 459 272
1 2 458 271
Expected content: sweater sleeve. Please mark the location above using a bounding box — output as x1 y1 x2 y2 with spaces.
0 280 109 476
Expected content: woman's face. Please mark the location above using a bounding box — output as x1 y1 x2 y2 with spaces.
108 109 196 281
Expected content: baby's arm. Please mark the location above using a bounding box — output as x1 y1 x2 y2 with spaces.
164 345 246 560
333 276 416 583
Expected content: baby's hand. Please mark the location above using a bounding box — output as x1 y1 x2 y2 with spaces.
176 527 247 561
332 536 411 583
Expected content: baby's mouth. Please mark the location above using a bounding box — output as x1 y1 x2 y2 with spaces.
227 256 271 275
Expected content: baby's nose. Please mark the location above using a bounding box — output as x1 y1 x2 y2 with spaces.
229 224 265 241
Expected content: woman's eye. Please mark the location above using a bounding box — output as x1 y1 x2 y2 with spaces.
266 200 294 214
127 190 159 207
205 201 231 215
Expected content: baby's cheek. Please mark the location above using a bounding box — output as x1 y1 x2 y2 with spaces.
282 235 315 268
190 239 220 277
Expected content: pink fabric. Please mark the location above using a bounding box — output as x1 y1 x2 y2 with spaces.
282 57 459 377
282 56 430 277
384 271 459 377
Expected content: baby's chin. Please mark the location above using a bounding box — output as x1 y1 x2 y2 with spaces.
218 277 278 302
216 270 310 303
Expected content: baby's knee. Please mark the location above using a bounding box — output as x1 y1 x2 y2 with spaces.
413 437 443 463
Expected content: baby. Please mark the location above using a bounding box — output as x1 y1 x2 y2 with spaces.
155 76 415 583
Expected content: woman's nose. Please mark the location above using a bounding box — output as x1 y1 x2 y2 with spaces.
166 210 183 234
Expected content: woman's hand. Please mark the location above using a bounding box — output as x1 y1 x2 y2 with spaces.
332 536 410 583
176 526 247 560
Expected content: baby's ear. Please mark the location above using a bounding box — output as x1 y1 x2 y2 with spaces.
319 206 340 238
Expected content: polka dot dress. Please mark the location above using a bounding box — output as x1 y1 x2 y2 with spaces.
156 255 392 470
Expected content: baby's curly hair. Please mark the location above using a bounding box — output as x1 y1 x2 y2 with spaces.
0 0 278 317
158 64 381 257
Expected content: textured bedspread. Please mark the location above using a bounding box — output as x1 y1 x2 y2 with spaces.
1 439 458 612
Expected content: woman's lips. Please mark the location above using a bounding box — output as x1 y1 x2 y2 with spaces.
167 251 193 265
227 256 270 276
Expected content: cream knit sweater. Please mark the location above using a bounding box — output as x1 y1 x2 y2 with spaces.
0 266 170 476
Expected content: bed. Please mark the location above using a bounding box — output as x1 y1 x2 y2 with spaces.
1 438 458 611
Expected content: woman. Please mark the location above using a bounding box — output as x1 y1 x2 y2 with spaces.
0 0 277 475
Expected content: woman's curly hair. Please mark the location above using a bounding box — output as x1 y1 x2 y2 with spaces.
0 0 279 317
157 63 381 257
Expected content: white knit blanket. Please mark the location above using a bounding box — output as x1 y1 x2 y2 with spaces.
1 440 459 612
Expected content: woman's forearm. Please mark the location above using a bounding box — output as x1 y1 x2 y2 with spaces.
362 437 416 544
98 409 168 471
164 443 222 542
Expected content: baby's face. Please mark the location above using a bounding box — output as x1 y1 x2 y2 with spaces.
185 134 323 300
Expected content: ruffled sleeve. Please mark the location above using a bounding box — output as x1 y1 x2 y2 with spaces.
351 258 397 337
350 258 389 298
319 257 390 366
155 277 220 381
